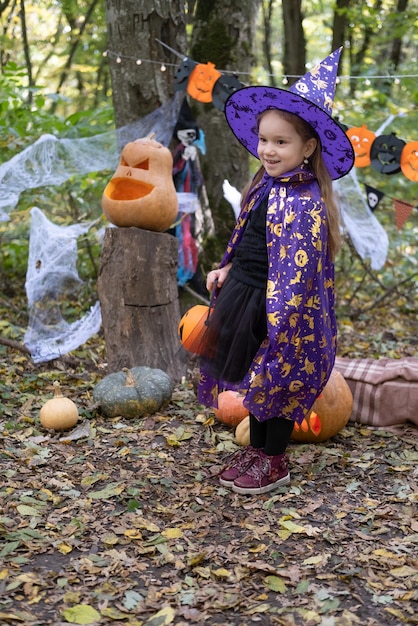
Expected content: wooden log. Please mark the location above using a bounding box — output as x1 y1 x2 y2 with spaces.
97 227 187 382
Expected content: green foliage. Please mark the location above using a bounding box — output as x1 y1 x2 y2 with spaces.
0 0 417 342
0 228 29 286
0 48 114 296
336 215 418 321
191 17 236 67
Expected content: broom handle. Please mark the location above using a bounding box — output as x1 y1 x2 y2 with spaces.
205 278 218 324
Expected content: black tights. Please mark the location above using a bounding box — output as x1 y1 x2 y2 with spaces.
250 414 294 456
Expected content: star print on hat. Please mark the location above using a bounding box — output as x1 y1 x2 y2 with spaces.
224 47 354 180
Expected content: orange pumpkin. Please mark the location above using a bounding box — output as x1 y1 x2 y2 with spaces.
234 370 353 446
187 62 221 103
213 390 249 427
102 133 178 231
346 125 376 168
400 141 418 181
291 370 353 443
178 305 211 354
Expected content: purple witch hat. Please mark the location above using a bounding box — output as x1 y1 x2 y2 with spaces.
224 47 354 180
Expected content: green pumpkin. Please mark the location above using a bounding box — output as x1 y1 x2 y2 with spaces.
93 367 173 418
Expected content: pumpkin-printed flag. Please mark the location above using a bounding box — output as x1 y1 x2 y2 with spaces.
393 198 414 230
187 62 221 103
400 140 418 181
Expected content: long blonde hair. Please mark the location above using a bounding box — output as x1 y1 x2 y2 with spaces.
245 109 341 261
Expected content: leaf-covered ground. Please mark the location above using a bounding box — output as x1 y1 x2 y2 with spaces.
1 305 417 626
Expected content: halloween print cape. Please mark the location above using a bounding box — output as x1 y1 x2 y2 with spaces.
198 166 337 424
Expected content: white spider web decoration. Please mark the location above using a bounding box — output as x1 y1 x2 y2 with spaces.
334 168 389 270
0 93 183 220
24 207 102 363
2 99 395 360
1 94 184 362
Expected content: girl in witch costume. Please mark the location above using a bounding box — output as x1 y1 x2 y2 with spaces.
198 48 354 495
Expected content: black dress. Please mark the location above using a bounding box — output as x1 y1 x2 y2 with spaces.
202 199 268 384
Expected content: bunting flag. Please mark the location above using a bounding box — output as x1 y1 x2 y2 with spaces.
346 124 417 181
360 183 417 230
364 184 385 211
393 199 415 230
174 58 243 110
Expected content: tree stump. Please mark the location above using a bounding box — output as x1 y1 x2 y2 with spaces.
98 227 187 382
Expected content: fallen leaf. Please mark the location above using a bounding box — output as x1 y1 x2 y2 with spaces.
143 606 176 625
61 603 101 624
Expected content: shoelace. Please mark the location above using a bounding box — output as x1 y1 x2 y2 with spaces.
218 446 259 476
244 454 271 485
242 454 288 485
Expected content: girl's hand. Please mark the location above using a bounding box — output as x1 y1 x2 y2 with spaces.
206 264 232 291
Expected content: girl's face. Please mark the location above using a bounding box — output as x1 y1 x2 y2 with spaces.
257 110 317 177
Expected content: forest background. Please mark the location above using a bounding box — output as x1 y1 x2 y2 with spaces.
0 0 417 348
0 3 417 625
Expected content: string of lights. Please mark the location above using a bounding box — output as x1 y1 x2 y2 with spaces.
102 49 418 83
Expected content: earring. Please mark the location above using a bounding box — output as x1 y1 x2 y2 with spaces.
304 157 309 164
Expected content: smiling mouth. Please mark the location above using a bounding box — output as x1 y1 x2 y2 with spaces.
105 178 154 200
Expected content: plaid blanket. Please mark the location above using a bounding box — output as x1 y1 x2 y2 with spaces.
334 357 418 427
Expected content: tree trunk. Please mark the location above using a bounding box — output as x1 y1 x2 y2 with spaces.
261 0 277 88
331 0 352 51
390 0 408 70
282 0 306 86
379 0 409 96
102 2 188 382
189 0 261 262
97 228 187 383
104 0 187 126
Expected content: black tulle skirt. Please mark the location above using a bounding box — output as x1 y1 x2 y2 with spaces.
200 275 267 383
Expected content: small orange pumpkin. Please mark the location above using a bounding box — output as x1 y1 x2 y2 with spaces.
346 125 376 168
102 133 178 231
213 390 249 427
291 370 353 443
178 305 211 354
400 141 418 181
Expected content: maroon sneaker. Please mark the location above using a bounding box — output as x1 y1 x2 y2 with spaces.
219 446 260 487
232 451 290 495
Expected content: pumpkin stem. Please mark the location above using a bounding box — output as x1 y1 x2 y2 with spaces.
147 132 156 141
122 367 136 388
53 380 63 398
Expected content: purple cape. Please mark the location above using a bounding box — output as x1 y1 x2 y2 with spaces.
198 166 337 424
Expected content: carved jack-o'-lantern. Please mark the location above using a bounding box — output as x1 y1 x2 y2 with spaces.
370 133 406 175
291 370 353 443
400 141 418 182
102 134 178 231
187 62 221 103
346 125 376 168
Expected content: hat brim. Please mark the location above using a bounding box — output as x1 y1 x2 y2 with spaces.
225 86 354 180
